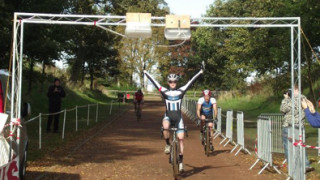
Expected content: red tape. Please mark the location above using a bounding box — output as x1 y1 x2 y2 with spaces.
94 21 96 26
292 135 320 150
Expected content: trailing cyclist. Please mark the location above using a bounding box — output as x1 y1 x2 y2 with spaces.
134 89 144 111
144 68 203 173
197 89 217 151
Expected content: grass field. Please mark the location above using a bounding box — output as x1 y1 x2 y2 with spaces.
19 74 130 161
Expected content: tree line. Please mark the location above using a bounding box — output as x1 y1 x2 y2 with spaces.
0 0 319 100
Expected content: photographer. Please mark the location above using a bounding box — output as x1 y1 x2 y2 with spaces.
47 78 66 133
280 86 314 172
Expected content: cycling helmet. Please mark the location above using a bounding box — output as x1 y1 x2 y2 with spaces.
167 74 179 82
202 89 212 96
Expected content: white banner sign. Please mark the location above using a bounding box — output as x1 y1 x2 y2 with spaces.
0 156 19 180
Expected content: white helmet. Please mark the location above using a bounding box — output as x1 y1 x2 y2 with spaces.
167 74 179 82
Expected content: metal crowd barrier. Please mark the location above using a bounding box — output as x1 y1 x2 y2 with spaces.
287 127 306 180
260 113 285 154
250 116 281 175
24 101 117 149
220 110 234 147
181 97 197 122
231 111 251 155
213 107 225 139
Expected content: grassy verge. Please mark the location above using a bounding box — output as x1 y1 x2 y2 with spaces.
20 74 129 162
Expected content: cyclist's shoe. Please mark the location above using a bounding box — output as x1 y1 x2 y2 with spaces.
210 144 214 152
179 163 184 173
164 144 171 154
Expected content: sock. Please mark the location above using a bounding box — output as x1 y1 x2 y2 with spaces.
179 154 183 162
165 138 170 145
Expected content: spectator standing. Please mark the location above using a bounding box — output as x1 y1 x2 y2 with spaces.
47 78 66 133
280 86 314 172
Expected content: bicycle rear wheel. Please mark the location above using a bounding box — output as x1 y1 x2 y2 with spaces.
205 127 210 157
172 141 179 177
136 106 141 121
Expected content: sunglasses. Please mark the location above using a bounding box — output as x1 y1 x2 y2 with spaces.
168 81 177 84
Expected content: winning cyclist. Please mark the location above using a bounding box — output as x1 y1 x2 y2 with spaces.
144 68 203 172
197 89 217 151
134 89 144 111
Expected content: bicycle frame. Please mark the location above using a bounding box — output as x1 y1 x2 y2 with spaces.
161 126 186 178
198 118 215 156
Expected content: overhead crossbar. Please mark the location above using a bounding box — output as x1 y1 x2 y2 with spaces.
15 12 299 28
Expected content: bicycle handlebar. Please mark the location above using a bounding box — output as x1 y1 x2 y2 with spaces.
161 127 187 131
196 118 217 126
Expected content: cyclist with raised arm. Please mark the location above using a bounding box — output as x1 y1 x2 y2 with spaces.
144 68 203 172
197 89 217 151
134 89 144 111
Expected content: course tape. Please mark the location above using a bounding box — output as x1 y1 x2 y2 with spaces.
293 135 320 150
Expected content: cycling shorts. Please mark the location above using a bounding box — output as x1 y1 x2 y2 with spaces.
200 113 213 120
163 114 185 134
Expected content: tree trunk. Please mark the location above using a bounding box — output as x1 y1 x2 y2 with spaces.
130 73 133 86
28 59 35 94
304 48 316 104
81 61 85 86
139 72 144 88
40 61 46 92
70 59 81 83
89 63 94 90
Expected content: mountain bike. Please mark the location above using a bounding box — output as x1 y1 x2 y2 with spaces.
161 124 188 179
198 118 214 157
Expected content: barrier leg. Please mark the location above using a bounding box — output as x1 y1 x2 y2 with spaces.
62 109 66 139
249 159 260 170
224 139 231 147
76 106 78 132
258 162 270 175
231 144 239 153
235 147 242 156
39 113 42 150
220 137 227 144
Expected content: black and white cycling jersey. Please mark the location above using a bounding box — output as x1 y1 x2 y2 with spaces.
144 69 203 125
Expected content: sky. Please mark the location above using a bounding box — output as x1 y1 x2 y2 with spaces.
165 0 215 17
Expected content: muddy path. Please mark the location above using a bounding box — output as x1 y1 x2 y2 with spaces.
26 99 284 180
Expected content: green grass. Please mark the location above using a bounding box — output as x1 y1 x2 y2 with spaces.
18 71 129 161
218 94 281 119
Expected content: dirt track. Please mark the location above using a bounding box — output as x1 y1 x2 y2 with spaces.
26 98 284 180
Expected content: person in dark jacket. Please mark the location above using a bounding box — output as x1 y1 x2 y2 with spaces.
47 78 66 133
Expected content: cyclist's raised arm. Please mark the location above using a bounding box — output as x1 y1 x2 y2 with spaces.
144 70 167 92
179 69 203 91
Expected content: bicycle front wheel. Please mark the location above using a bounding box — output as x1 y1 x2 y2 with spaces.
136 106 141 121
172 141 179 177
205 127 210 157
